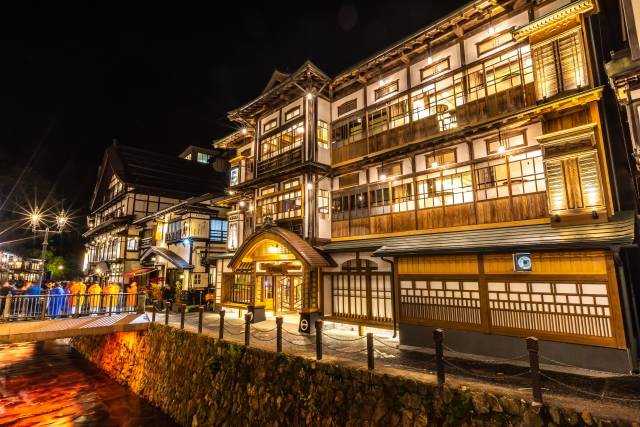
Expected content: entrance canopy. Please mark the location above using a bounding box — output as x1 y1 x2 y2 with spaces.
228 225 332 270
140 247 193 269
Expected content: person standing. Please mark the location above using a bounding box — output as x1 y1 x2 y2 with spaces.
0 281 11 315
87 282 102 314
25 281 42 318
69 281 86 315
47 283 64 319
126 281 138 311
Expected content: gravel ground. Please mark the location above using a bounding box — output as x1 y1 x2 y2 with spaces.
151 309 640 418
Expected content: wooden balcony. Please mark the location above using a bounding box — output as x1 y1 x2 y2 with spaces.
332 192 547 238
222 282 254 305
331 82 536 165
256 146 302 177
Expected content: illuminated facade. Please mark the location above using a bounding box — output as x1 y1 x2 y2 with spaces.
84 143 226 288
0 251 42 283
213 0 638 372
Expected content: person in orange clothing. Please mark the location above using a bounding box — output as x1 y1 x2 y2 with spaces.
87 282 102 314
69 281 86 315
126 281 138 312
105 282 121 312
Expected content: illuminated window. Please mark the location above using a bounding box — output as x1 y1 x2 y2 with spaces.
546 151 603 213
197 153 211 164
126 237 138 251
228 223 238 250
210 219 228 243
420 57 450 81
332 115 364 148
476 29 514 56
426 149 457 168
392 181 414 212
230 167 239 186
284 107 301 121
532 28 587 100
374 80 399 101
317 120 329 149
318 189 329 214
263 118 277 133
282 178 300 189
417 166 473 208
377 162 402 180
486 131 527 154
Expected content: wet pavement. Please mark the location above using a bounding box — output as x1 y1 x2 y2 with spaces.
160 309 640 417
0 340 177 427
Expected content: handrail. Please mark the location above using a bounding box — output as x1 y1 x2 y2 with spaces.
0 292 146 322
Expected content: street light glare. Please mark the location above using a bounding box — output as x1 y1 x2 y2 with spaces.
56 211 69 229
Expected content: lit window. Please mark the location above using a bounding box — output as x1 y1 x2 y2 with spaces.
126 238 139 251
197 153 211 164
210 219 228 243
228 223 239 250
263 118 277 133
284 107 301 121
476 30 513 56
230 167 239 186
420 57 450 81
318 189 329 214
317 120 329 149
374 80 399 101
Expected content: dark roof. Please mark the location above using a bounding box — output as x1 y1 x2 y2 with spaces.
82 215 133 238
322 212 636 256
90 143 227 211
228 223 333 269
140 247 193 270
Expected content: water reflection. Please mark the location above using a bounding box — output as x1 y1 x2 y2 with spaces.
0 340 177 427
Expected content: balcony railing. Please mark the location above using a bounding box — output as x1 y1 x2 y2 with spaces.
140 237 154 249
256 146 302 177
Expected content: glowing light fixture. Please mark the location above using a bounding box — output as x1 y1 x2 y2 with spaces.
57 265 64 270
267 245 279 254
242 128 247 135
379 173 387 181
96 268 102 274
307 92 313 100
239 200 246 208
56 210 69 230
497 144 506 154
378 79 384 87
306 182 313 190
431 161 439 168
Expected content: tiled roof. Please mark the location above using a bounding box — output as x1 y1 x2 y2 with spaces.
321 212 636 256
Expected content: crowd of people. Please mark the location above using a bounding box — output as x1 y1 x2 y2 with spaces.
0 279 140 318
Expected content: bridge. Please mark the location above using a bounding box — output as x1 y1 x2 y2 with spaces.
0 292 150 343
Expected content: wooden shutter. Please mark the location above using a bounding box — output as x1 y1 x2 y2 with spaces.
558 30 586 91
545 159 568 211
545 152 604 214
562 157 583 209
577 152 603 208
533 42 559 99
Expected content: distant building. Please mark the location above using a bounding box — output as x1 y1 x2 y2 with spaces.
212 0 640 373
83 143 227 292
0 250 42 283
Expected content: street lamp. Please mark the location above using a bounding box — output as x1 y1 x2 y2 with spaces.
27 206 71 286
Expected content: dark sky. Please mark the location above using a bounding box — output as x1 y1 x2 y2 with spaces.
0 0 468 228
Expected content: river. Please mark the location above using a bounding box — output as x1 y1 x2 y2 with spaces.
0 340 177 427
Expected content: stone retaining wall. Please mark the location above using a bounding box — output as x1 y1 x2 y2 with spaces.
71 324 638 426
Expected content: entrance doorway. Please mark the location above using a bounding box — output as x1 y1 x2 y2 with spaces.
260 275 302 314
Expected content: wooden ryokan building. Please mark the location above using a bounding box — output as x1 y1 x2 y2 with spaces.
212 0 640 373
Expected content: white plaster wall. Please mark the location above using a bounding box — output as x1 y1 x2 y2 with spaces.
317 177 332 240
367 68 408 106
410 43 461 87
259 110 279 135
464 12 529 64
283 97 304 125
331 89 365 119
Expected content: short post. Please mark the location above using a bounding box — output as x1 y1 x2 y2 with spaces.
137 292 145 314
151 304 156 323
219 309 225 339
315 320 323 360
276 316 283 353
74 292 81 317
367 332 374 370
434 328 445 386
2 295 11 319
244 312 252 346
164 301 170 325
41 295 48 320
180 304 186 329
527 337 543 404
198 306 204 334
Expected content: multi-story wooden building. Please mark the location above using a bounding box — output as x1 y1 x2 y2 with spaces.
0 251 42 283
214 0 639 372
83 143 226 288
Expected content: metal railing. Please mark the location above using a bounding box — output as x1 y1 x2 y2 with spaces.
0 292 146 322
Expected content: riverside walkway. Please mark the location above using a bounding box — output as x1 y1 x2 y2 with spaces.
0 293 149 343
156 308 640 421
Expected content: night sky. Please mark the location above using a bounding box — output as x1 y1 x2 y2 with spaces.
0 1 468 258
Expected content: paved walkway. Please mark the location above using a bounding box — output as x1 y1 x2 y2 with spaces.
153 309 640 419
0 313 150 343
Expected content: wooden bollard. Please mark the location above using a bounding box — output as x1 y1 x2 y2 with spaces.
244 312 252 346
198 306 204 334
164 301 170 325
315 320 323 360
434 328 445 386
276 316 283 353
367 332 374 370
180 304 186 329
151 304 156 323
527 337 543 404
219 309 225 339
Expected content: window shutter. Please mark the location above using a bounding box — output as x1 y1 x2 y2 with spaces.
578 152 603 208
558 31 586 91
533 42 559 99
545 159 568 211
561 157 583 209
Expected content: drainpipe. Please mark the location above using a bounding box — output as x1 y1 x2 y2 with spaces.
612 245 639 372
380 256 397 338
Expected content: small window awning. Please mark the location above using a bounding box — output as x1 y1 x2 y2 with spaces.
235 262 254 273
140 247 194 269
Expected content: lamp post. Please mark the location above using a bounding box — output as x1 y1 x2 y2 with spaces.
29 208 69 286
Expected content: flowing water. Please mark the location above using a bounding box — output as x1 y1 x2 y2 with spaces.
0 340 177 427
